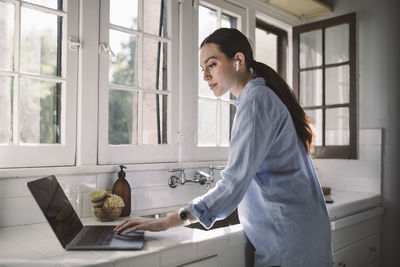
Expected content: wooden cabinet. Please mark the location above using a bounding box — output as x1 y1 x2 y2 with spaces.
331 207 382 267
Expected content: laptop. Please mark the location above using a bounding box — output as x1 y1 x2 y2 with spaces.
27 175 144 250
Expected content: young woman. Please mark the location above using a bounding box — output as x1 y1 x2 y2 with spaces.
115 28 333 267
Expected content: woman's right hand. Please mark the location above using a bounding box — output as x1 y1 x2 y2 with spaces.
114 217 170 234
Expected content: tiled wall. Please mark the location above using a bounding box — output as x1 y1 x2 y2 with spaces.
0 129 382 228
313 129 382 194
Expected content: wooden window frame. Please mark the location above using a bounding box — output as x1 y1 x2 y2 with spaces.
293 13 357 159
256 19 288 79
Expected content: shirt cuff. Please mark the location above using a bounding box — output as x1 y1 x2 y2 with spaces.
189 197 215 229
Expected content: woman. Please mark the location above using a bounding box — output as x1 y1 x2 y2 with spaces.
115 28 333 267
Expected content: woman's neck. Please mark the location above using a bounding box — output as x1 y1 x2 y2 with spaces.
230 73 254 98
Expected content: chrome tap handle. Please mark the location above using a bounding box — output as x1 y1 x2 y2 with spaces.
168 168 186 188
208 165 225 183
168 175 179 188
169 168 185 173
210 165 225 171
194 170 210 185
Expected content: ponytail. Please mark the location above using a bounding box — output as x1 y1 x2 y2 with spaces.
250 61 314 153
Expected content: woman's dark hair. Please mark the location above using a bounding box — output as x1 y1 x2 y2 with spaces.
201 28 314 153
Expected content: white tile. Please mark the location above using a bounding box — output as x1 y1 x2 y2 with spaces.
97 173 118 191
359 129 382 145
350 160 381 178
0 196 45 227
359 145 382 161
135 185 199 211
0 177 34 198
130 170 170 188
313 159 351 177
321 175 380 193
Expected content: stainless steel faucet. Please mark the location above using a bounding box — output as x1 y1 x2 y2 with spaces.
168 166 225 189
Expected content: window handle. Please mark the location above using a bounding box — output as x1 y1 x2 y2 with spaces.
99 43 115 57
68 36 81 51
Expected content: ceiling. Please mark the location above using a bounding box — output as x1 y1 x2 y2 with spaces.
264 0 332 19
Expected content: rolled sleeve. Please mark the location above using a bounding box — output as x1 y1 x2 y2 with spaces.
189 197 215 229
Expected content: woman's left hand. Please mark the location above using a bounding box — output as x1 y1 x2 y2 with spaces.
114 217 169 234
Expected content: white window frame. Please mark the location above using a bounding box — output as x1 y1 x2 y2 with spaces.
97 0 179 164
0 0 78 168
180 0 247 162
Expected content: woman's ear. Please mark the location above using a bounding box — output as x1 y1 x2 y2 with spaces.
233 52 246 71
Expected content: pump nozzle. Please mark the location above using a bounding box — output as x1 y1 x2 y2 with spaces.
118 165 127 178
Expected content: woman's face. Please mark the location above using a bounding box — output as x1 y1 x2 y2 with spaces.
200 43 237 97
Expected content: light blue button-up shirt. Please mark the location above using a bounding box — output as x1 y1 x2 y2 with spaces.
189 78 333 267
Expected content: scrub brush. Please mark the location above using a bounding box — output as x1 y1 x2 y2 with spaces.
89 190 107 207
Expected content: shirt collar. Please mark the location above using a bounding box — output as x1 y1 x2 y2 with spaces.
233 77 265 107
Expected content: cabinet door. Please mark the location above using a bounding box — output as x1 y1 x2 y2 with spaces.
333 234 379 267
181 255 218 267
332 216 379 251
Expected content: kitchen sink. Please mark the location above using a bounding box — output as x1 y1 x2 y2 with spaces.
141 209 240 231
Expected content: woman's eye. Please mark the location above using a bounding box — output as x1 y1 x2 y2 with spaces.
209 63 216 68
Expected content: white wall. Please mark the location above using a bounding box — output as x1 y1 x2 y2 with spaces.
305 0 400 266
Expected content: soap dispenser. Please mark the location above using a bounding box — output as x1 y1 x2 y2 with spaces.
112 165 131 217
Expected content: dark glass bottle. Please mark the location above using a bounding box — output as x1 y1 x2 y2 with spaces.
112 165 131 217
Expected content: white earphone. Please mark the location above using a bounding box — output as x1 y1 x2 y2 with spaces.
235 60 240 71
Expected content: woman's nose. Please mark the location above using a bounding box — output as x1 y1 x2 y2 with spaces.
203 70 211 81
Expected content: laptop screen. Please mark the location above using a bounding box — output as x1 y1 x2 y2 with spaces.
27 176 83 248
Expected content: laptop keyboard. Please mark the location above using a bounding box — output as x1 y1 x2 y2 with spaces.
76 226 115 246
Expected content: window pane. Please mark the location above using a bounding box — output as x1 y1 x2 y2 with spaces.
143 0 168 37
300 69 322 106
325 24 349 65
221 13 237 29
0 2 14 71
198 5 217 99
143 93 168 145
143 38 168 90
110 0 138 30
305 109 322 146
19 78 61 144
325 65 349 105
24 0 60 10
199 5 217 46
109 30 137 87
0 76 13 144
299 29 322 68
220 12 237 103
220 102 231 146
326 107 349 145
255 28 278 72
109 89 138 145
20 7 61 76
198 99 216 146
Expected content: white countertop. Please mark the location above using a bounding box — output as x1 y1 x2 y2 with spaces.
0 190 382 267
325 190 382 220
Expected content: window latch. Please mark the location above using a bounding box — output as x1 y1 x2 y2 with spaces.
68 36 81 51
99 43 115 57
